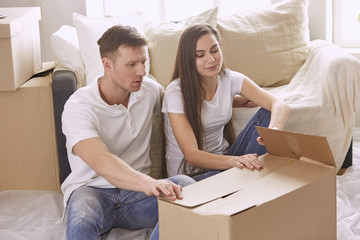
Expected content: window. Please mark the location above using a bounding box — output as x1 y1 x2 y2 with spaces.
217 0 270 16
334 0 360 48
100 0 270 21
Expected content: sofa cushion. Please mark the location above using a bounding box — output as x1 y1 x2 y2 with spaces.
144 8 218 87
51 25 85 74
217 0 310 87
72 12 150 86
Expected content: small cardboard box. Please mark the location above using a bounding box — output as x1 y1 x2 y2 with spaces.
0 72 60 191
0 7 42 91
159 127 336 240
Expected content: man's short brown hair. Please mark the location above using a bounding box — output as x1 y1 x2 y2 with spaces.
97 25 148 59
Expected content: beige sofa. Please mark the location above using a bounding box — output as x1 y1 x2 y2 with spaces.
51 0 360 183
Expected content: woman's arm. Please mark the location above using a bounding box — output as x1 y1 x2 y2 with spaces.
232 95 258 108
168 112 263 170
240 77 290 130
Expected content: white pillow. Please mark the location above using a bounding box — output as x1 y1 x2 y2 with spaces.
144 8 218 87
51 25 85 73
72 12 150 85
217 0 310 87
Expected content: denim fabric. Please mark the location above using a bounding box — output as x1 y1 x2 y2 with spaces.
192 170 222 182
192 108 271 182
66 175 195 240
226 108 270 156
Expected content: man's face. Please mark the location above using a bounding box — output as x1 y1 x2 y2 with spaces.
107 45 147 92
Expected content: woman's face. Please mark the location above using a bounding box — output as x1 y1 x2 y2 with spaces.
195 33 223 82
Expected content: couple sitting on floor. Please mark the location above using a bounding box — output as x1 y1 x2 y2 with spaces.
60 23 289 240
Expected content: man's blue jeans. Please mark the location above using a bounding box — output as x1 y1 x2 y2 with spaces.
193 108 271 182
66 175 195 240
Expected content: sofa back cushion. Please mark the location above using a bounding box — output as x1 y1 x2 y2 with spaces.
72 12 150 86
51 25 85 74
217 0 310 87
144 8 218 87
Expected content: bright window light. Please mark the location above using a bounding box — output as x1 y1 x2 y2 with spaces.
101 0 271 21
162 0 213 22
218 0 270 16
334 0 360 47
104 0 160 20
86 0 105 18
341 0 360 39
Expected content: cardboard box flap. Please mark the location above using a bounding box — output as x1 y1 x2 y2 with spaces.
195 158 332 216
165 154 291 208
0 7 41 38
256 127 335 167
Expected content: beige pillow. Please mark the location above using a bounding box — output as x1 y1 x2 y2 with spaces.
218 0 310 87
145 8 218 87
73 12 150 86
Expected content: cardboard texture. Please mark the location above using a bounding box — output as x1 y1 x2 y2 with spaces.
0 7 42 91
159 127 336 240
0 72 60 191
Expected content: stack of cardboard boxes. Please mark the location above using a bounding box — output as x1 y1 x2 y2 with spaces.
0 7 59 191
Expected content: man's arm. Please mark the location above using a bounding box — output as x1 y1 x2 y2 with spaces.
73 137 183 200
240 77 290 130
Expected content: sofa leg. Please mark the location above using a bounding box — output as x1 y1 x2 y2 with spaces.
341 138 353 169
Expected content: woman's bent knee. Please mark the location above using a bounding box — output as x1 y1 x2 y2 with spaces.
168 175 196 187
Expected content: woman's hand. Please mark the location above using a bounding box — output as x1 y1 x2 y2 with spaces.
257 136 265 146
231 154 263 170
233 95 258 108
257 126 278 146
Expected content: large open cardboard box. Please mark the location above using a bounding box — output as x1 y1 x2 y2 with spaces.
0 71 60 191
0 7 42 91
159 127 336 240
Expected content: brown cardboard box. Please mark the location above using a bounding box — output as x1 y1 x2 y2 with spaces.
159 127 336 240
0 72 60 191
0 7 42 91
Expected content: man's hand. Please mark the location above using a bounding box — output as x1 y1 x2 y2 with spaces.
143 179 183 201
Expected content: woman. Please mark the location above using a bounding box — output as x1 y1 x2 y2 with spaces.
162 24 290 180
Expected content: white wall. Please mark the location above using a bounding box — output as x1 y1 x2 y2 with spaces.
0 0 86 61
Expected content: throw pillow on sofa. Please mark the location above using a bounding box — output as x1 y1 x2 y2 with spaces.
72 12 150 85
144 7 218 87
51 25 85 75
217 0 310 87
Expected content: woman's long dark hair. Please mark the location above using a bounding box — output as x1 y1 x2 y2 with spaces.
171 24 234 176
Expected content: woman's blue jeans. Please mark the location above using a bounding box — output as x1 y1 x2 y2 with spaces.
66 175 195 240
193 108 271 182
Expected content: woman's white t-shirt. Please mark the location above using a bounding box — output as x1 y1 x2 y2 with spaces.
162 69 245 176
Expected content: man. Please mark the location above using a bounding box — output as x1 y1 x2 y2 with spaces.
61 25 195 240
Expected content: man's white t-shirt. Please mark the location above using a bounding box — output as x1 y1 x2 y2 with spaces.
61 76 162 207
162 69 245 177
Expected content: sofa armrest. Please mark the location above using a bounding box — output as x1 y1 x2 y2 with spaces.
232 40 359 172
281 40 359 171
52 69 77 184
316 41 359 170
